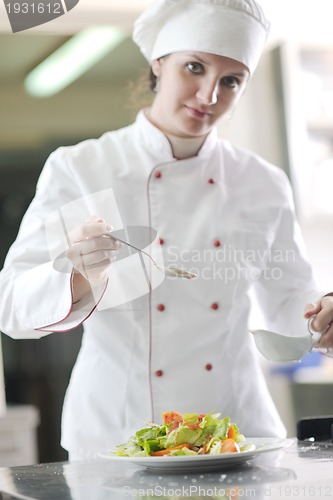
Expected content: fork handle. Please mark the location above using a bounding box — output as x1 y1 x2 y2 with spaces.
104 234 153 262
106 234 141 253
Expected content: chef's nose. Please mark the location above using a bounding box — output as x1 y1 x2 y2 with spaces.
196 81 219 105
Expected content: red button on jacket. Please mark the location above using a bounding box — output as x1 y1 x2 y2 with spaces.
214 240 221 247
211 303 219 310
154 171 162 179
157 304 165 312
155 370 163 377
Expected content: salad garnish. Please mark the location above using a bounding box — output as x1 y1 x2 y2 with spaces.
115 411 255 457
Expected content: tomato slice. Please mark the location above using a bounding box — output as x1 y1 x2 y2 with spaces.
187 422 200 430
151 444 190 456
227 425 237 440
220 438 240 454
162 411 183 425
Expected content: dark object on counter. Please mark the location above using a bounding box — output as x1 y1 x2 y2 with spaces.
297 416 333 442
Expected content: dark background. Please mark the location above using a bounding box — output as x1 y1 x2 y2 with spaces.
0 147 83 463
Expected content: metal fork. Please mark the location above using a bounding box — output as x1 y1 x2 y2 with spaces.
103 234 197 279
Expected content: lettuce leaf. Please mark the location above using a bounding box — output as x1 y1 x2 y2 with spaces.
165 426 203 448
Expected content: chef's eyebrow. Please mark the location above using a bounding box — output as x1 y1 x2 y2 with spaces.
184 52 249 77
184 53 211 64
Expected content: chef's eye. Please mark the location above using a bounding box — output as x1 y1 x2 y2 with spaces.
221 76 241 88
186 62 204 74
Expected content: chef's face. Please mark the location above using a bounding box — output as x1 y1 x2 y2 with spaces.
148 51 249 139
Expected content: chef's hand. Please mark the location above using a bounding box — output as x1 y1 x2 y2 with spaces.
304 294 333 348
66 216 120 285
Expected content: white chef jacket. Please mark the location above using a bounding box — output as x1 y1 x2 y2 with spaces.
0 111 322 459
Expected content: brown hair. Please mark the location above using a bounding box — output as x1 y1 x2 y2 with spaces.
126 67 155 113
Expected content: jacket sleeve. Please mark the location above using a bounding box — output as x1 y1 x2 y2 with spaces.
252 172 327 337
0 148 106 339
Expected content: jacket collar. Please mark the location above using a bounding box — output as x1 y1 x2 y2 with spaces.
135 109 218 161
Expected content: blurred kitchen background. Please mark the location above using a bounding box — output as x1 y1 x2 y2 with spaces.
0 0 332 465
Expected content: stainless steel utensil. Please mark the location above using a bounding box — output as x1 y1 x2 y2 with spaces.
104 234 197 280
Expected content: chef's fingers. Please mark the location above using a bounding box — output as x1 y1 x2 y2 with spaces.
317 321 333 348
67 236 120 256
68 248 117 267
306 297 333 350
68 216 112 244
66 235 120 282
304 300 321 319
66 240 119 267
308 296 333 330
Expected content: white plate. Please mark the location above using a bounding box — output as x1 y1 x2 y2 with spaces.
98 438 293 472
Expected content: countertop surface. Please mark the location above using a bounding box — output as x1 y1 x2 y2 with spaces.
0 439 333 499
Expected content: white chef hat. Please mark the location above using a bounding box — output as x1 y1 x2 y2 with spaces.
133 0 270 75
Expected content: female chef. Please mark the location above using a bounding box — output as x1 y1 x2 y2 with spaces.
0 0 333 461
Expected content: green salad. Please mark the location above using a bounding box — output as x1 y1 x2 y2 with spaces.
115 411 255 457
